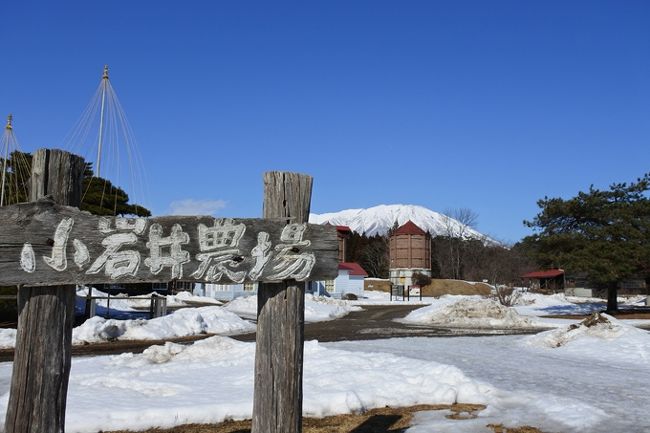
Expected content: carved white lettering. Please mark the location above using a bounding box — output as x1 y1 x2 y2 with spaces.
73 239 90 268
145 223 190 279
20 243 36 273
192 219 247 282
43 218 74 272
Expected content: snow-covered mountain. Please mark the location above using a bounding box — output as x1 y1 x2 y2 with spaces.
309 204 494 242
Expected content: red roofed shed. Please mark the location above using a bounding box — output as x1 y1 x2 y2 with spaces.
522 269 565 293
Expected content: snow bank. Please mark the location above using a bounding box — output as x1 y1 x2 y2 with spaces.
401 295 539 328
72 306 254 344
225 294 362 322
76 287 221 310
524 313 650 364
513 291 605 318
0 336 492 432
0 329 16 349
170 291 222 305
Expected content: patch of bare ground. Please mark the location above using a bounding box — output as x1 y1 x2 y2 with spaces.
487 424 546 433
104 403 550 433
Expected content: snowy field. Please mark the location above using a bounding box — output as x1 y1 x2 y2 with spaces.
0 292 363 348
0 291 648 432
0 336 490 432
0 313 647 432
331 316 650 433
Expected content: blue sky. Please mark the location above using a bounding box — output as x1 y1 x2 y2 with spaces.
2 1 649 242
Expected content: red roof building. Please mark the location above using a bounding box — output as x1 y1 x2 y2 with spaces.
521 269 565 292
389 220 431 271
338 262 368 277
393 220 427 236
521 269 565 279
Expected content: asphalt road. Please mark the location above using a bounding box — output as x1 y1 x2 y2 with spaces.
0 304 550 362
233 304 544 343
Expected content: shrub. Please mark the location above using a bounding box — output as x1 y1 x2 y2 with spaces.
493 285 521 307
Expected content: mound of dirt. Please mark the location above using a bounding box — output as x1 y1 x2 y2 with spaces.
422 279 492 297
363 278 392 292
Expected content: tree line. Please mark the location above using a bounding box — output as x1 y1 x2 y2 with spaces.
345 228 535 286
345 173 650 313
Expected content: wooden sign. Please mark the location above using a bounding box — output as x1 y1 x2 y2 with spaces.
0 197 339 286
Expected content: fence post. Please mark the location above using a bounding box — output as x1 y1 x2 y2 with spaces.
5 149 84 433
251 172 313 433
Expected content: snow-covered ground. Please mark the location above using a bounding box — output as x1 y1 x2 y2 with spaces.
0 315 647 432
0 293 362 348
0 337 492 432
331 317 650 433
0 306 254 348
524 313 650 364
72 306 255 344
224 293 362 322
393 291 650 329
0 293 648 431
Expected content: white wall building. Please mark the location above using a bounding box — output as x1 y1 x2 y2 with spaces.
194 283 257 301
310 262 367 298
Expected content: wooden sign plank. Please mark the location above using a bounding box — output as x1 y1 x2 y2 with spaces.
0 198 338 286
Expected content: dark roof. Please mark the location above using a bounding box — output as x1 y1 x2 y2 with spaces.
338 262 368 277
335 225 352 234
393 220 427 236
521 269 564 279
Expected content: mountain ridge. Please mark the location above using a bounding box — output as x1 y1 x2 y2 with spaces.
309 204 493 242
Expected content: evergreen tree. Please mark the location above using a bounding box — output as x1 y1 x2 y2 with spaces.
0 153 150 217
522 173 650 312
80 162 151 217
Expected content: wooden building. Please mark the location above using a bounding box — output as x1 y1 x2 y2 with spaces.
310 225 367 298
521 269 565 293
335 225 352 262
389 220 431 288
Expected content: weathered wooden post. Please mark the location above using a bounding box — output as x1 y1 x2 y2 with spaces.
252 172 313 433
5 149 84 433
0 162 337 433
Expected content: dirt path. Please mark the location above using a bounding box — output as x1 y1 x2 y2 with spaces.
235 304 545 343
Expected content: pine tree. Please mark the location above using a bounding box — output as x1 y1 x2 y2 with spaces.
522 173 650 312
80 162 151 217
